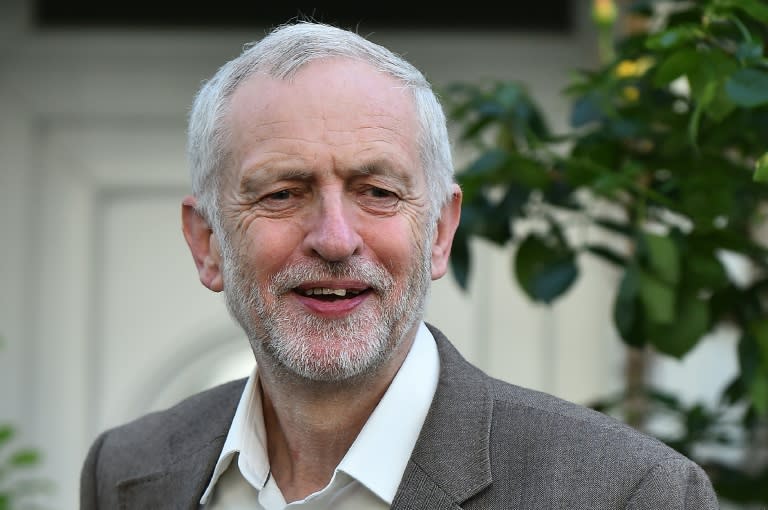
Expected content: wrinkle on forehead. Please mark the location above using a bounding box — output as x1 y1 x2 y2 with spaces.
227 58 417 136
225 58 422 185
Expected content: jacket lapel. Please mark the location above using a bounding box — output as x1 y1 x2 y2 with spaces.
116 378 245 509
117 438 224 509
392 325 493 509
112 329 491 509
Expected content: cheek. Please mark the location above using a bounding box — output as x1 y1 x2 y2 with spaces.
362 216 426 274
235 220 306 277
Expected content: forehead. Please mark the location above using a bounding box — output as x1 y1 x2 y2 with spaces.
225 58 421 175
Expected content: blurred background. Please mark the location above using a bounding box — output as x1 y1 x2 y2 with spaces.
0 1 746 508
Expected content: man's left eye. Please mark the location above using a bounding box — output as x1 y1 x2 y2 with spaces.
367 187 396 199
267 190 292 200
255 188 305 212
358 186 400 211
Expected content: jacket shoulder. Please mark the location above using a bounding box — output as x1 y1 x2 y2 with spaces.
482 377 717 507
80 379 245 508
488 377 671 455
424 324 716 507
90 378 244 476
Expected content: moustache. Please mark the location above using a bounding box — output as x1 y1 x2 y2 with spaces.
269 258 395 294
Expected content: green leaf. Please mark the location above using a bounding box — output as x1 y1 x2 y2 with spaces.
639 271 676 324
679 167 735 228
655 49 737 116
705 82 737 121
462 149 508 178
653 49 700 87
586 244 627 268
592 172 626 196
613 265 646 348
9 449 40 467
646 388 684 410
464 151 549 191
460 115 496 142
649 294 709 358
457 151 513 201
450 228 471 290
722 375 746 405
641 232 680 285
0 425 13 445
722 0 768 23
594 218 633 237
687 252 729 291
508 155 550 189
687 53 736 106
514 234 579 304
725 69 768 107
457 197 512 246
739 331 763 385
646 25 704 50
495 184 530 219
750 318 768 369
688 49 739 94
755 152 768 182
475 99 505 118
736 39 764 62
749 373 768 415
571 92 604 127
688 98 706 148
495 82 524 108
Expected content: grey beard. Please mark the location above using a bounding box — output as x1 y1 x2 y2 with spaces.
221 244 432 383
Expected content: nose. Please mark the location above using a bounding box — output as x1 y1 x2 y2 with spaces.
303 193 363 262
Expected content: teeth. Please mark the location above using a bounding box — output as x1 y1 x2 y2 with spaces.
302 288 362 297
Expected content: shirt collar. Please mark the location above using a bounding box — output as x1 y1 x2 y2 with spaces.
199 364 269 504
199 321 440 505
337 322 439 502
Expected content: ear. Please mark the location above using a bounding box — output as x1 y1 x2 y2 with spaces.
181 195 224 292
431 184 462 280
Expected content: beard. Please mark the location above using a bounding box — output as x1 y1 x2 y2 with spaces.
219 235 433 383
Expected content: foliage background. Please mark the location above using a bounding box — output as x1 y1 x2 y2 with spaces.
446 0 768 505
0 424 49 510
0 337 50 510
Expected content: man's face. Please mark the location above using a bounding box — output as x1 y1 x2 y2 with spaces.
217 58 435 382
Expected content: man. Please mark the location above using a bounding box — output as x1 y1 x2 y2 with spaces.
80 22 718 509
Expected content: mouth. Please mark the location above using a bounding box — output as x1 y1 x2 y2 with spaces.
293 284 371 302
288 278 377 317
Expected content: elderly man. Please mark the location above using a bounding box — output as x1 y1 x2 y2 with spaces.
80 22 718 509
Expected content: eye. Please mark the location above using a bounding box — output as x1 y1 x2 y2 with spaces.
367 187 396 199
257 187 306 212
266 190 292 201
357 185 400 212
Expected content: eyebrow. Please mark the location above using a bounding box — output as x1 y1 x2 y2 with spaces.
240 168 315 191
352 160 415 186
239 158 416 191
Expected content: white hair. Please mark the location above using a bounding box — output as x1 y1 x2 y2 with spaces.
186 21 455 231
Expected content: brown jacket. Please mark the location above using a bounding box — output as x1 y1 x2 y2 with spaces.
80 325 718 509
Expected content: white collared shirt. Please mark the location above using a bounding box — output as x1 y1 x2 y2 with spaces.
200 322 440 509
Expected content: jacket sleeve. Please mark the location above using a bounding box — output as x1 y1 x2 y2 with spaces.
625 457 719 510
80 432 107 510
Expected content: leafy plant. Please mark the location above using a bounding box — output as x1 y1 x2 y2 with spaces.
445 0 768 504
0 335 51 510
0 424 50 510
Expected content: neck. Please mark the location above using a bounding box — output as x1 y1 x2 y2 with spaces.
257 335 415 503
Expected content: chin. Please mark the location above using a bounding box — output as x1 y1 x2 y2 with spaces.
260 314 409 382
